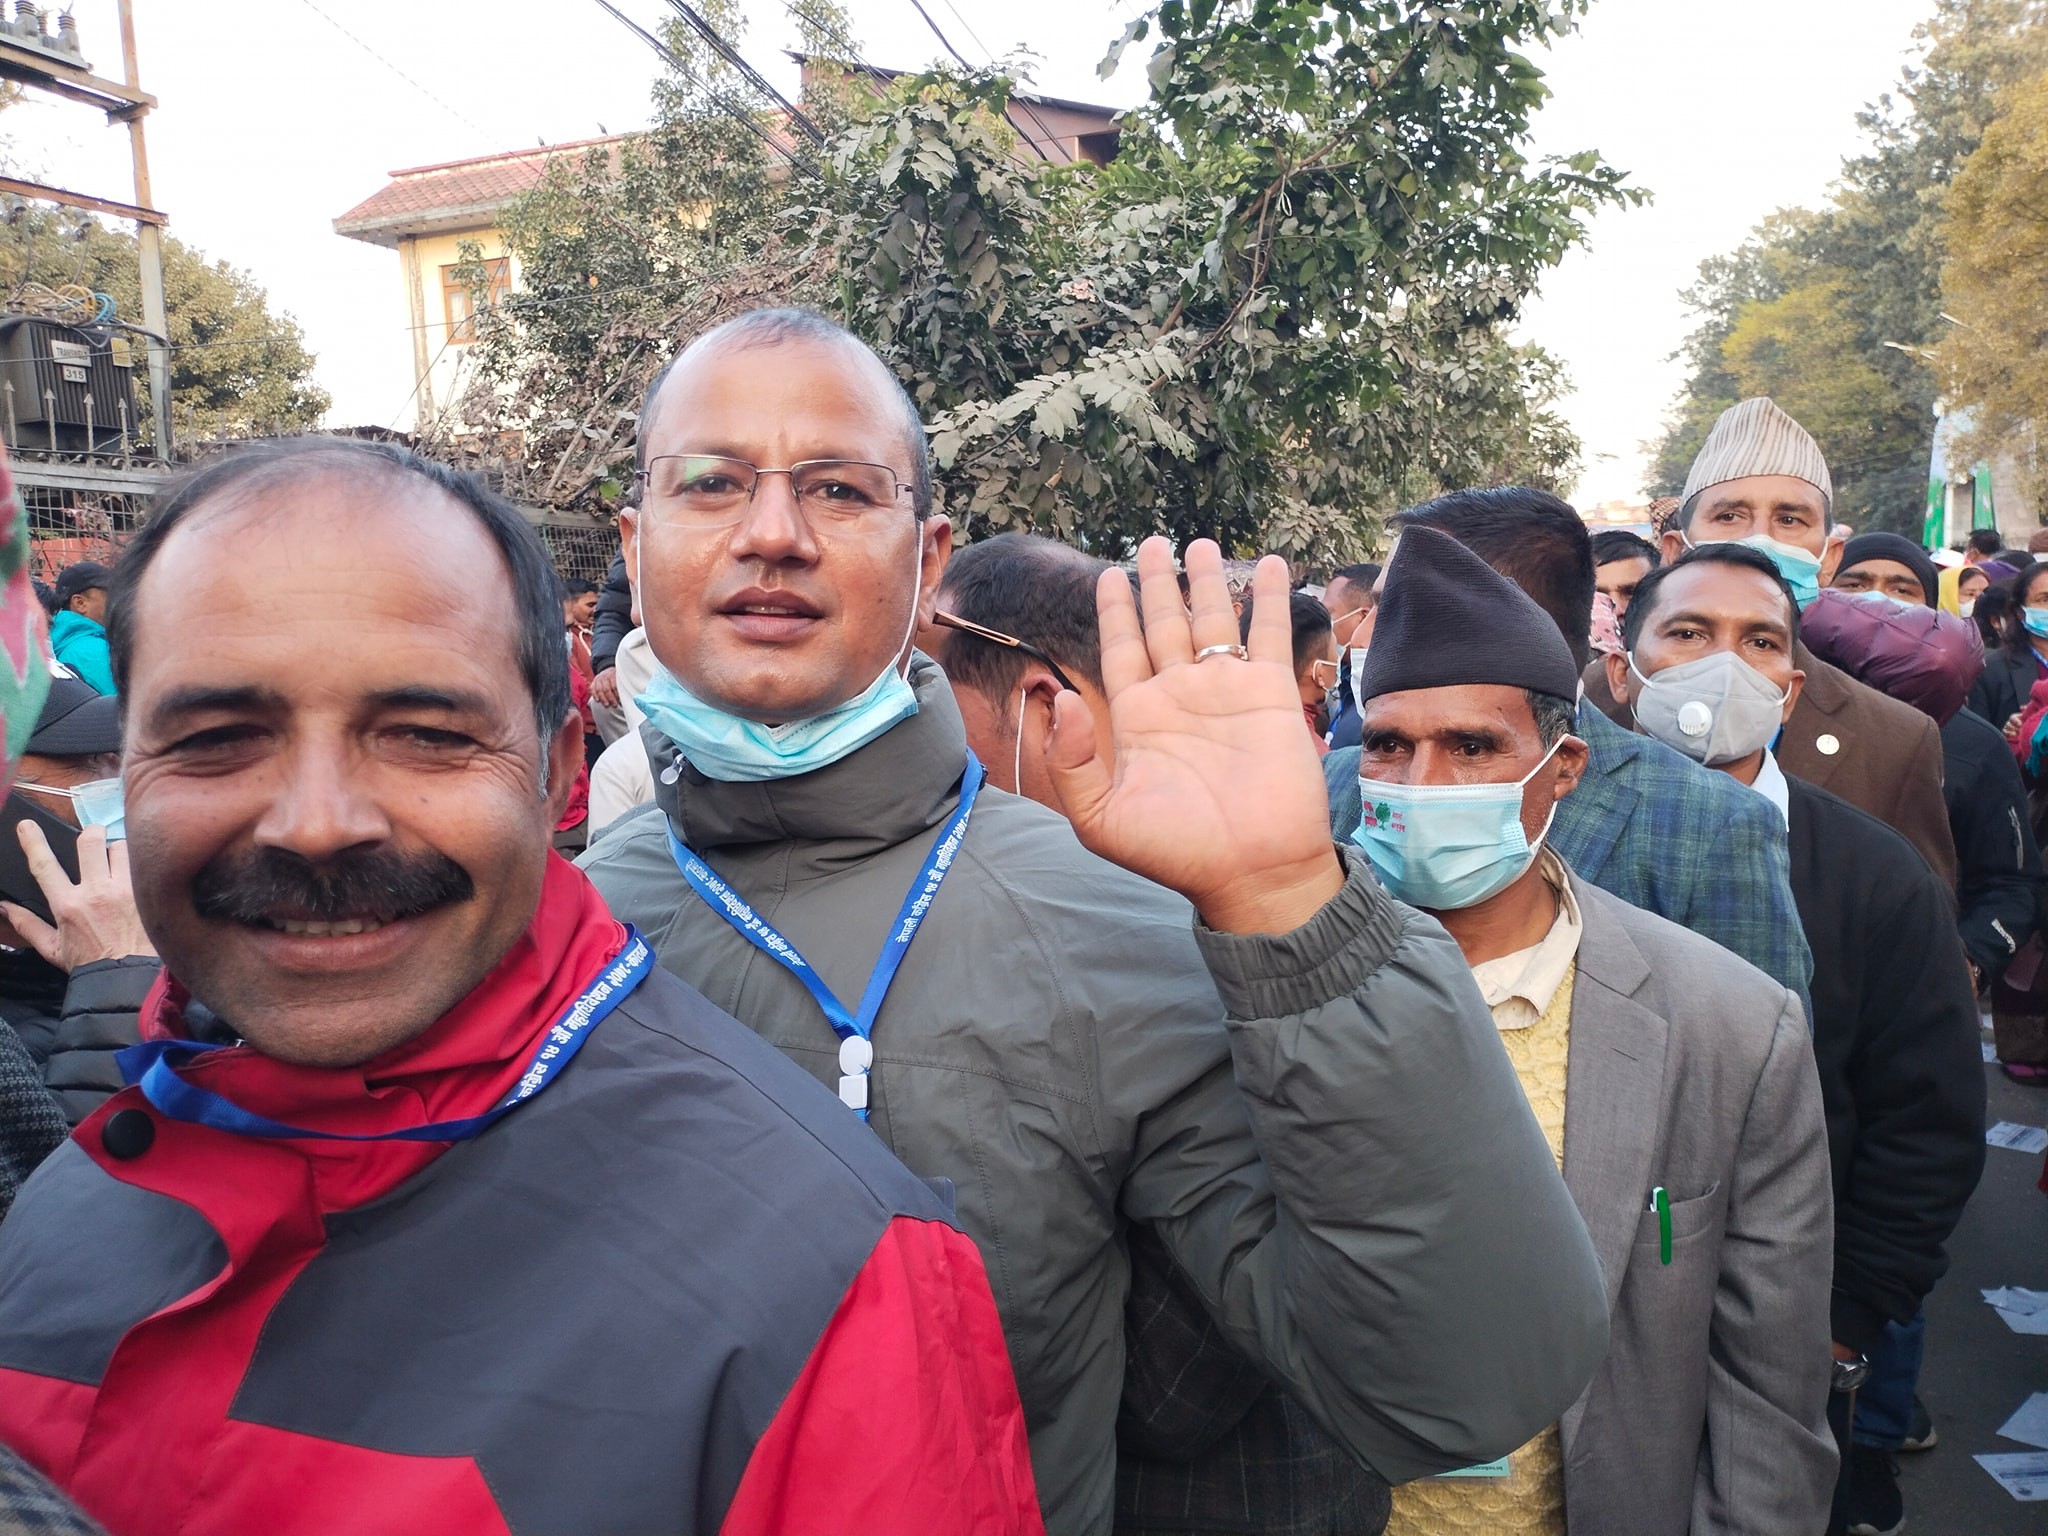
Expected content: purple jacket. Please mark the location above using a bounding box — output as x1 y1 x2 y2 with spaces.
1802 590 1984 726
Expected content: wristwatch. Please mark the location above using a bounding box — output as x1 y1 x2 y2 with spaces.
1831 1353 1869 1394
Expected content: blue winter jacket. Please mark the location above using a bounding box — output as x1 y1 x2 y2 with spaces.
48 610 114 697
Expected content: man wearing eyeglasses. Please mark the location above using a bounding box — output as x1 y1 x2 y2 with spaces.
579 308 1609 1536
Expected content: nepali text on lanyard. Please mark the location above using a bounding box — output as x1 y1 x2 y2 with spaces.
117 929 654 1142
666 756 984 1119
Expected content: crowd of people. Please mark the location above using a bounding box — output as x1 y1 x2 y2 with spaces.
0 306 2029 1536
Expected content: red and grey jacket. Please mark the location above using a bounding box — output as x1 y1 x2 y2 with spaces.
0 859 1042 1536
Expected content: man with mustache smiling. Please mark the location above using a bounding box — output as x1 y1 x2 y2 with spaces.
0 438 1045 1536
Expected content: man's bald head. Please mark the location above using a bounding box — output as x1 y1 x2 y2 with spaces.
635 309 933 517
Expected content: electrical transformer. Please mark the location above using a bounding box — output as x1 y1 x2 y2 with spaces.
0 315 143 455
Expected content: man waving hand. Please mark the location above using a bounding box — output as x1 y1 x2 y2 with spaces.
582 309 1608 1535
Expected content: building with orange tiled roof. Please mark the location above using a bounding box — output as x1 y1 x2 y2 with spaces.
334 138 629 435
335 69 1121 438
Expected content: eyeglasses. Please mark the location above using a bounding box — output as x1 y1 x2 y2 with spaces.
932 610 1080 695
637 455 917 529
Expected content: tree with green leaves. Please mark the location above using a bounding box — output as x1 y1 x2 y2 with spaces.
1937 63 2048 507
474 1 1633 562
1649 0 2048 535
0 207 329 443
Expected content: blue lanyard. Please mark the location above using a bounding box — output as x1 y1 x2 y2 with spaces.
115 929 653 1143
667 756 983 1119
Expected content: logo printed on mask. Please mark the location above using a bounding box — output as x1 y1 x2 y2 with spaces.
1350 736 1567 911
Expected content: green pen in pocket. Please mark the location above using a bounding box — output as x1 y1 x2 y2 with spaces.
1650 1186 1671 1265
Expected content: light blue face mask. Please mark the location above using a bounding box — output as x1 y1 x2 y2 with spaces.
26 777 126 840
1350 737 1565 911
637 661 919 783
2023 608 2048 641
1684 529 1825 608
635 537 926 783
1736 535 1823 608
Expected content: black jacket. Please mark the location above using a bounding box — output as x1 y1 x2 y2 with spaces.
0 1020 64 1223
1967 646 2040 732
1944 708 2043 982
0 951 158 1126
589 551 633 675
1784 773 1986 1350
1115 1224 1388 1535
1325 667 1362 753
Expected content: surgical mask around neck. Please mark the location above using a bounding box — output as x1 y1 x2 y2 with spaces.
1629 650 1789 766
637 533 926 783
1349 737 1565 912
2024 608 2048 641
18 776 125 840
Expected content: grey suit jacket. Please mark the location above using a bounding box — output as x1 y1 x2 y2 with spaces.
1557 873 1836 1536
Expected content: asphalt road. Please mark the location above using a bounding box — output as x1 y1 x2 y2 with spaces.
1897 1049 2048 1533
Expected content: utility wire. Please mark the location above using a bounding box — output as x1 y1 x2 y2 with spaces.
933 0 1074 163
935 0 997 60
591 0 820 178
294 0 496 142
662 0 825 146
905 0 1059 163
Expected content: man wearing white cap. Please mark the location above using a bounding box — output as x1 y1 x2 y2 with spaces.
1588 397 1954 884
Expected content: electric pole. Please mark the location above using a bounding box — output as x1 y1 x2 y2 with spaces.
117 1 170 459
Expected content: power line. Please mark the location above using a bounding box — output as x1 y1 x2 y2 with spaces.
904 0 1058 163
591 0 820 178
935 0 997 60
906 0 973 68
931 0 1074 165
662 0 825 146
294 0 496 142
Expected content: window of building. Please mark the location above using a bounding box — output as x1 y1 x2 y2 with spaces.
442 257 512 345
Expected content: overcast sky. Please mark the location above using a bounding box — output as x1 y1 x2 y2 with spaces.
5 0 1939 505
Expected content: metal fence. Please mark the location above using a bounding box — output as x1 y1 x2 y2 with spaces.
19 481 144 581
532 519 619 587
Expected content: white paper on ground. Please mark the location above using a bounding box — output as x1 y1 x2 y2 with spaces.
1986 1039 2001 1062
1986 1121 2048 1154
1977 1452 2048 1500
1984 1288 2048 1335
1999 1394 2048 1451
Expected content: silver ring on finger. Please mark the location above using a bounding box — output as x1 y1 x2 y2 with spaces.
1194 643 1248 663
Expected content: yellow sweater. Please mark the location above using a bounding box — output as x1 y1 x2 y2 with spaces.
1385 965 1575 1536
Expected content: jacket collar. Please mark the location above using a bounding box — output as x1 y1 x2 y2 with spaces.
1555 705 1640 883
1792 642 1852 717
653 654 972 857
1557 871 1669 1451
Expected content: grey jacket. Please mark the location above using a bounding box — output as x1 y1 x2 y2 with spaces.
1558 872 1835 1536
579 660 1610 1536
